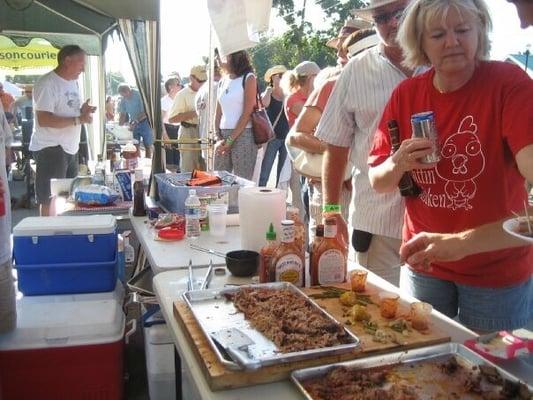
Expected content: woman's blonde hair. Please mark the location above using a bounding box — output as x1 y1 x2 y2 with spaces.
398 0 492 69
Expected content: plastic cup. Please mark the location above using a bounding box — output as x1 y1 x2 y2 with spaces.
379 291 400 319
410 302 433 331
350 269 368 292
208 204 228 236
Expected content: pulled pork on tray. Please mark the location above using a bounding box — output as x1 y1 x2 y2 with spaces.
225 287 351 353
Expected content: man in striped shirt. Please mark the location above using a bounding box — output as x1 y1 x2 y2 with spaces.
315 0 414 285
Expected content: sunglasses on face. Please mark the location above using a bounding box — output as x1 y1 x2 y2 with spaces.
372 7 405 25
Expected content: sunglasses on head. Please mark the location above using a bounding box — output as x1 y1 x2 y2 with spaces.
372 7 405 25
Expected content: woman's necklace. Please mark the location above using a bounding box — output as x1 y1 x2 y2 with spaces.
433 76 447 94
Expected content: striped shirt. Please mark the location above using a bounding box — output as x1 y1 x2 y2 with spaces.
316 45 411 239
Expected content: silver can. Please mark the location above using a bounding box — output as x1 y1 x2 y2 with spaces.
411 111 440 163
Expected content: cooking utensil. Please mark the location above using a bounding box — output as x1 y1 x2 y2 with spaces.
189 244 259 277
200 260 214 290
187 259 195 291
210 327 260 369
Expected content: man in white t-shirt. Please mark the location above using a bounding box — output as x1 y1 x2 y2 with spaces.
0 103 15 333
29 45 96 216
161 76 182 170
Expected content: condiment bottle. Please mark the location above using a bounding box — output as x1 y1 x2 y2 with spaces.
388 120 421 197
271 220 305 287
311 217 347 286
309 224 324 282
259 223 278 283
132 168 146 216
286 206 306 255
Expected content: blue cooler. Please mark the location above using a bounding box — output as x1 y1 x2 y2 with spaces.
13 215 118 295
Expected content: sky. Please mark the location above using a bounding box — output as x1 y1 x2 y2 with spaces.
106 0 533 84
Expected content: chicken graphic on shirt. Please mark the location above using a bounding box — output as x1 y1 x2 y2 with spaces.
436 116 485 210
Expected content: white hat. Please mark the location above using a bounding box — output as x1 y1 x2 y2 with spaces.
353 0 403 20
326 18 373 48
347 34 380 58
294 61 320 77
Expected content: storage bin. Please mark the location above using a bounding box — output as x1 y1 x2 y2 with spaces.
13 215 117 265
144 321 176 400
0 287 126 400
155 171 254 214
16 255 118 296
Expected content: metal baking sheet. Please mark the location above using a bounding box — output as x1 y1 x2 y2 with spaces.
291 342 533 399
182 282 360 370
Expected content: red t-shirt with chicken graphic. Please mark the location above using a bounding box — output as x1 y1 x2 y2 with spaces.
369 61 533 287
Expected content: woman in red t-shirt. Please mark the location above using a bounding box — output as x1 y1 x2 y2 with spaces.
368 0 533 331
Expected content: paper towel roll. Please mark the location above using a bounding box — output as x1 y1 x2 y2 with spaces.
238 187 286 252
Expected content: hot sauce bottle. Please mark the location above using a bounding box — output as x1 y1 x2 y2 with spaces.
286 207 306 255
388 119 421 197
271 220 305 287
309 224 324 284
259 223 278 283
311 217 347 286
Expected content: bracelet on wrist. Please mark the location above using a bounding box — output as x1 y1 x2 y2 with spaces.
226 137 235 146
74 116 80 126
323 204 341 213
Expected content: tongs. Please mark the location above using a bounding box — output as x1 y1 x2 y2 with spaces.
187 259 214 291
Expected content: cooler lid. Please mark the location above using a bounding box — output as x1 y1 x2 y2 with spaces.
0 296 125 350
13 215 117 237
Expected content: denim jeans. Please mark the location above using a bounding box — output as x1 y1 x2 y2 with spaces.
258 138 287 186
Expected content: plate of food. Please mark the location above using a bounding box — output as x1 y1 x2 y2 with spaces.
502 216 533 244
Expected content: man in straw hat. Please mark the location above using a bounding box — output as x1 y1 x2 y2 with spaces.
316 0 417 286
326 18 372 67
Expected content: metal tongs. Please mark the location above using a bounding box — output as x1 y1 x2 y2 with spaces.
187 259 214 291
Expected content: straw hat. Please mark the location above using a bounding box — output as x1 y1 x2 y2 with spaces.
264 65 287 82
190 65 207 81
347 34 380 58
326 18 372 49
353 0 402 20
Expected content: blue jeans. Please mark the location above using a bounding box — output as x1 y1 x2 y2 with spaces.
133 119 154 146
400 268 532 331
259 138 287 186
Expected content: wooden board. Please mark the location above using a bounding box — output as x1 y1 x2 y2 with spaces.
173 282 450 391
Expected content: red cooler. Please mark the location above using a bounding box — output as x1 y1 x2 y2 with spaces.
0 288 126 400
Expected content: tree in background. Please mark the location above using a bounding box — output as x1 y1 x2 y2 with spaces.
106 70 126 95
250 0 364 89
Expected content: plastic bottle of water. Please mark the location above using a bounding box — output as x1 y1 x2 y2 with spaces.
93 155 106 186
185 189 201 239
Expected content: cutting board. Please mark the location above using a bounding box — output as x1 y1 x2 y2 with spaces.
173 282 450 391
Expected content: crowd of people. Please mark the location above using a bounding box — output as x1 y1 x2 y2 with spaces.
0 0 531 335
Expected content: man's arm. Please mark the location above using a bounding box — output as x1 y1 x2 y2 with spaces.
37 99 94 128
168 110 197 124
289 106 327 154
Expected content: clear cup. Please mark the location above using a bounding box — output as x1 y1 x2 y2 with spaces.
410 302 433 331
378 291 400 319
350 269 368 292
208 204 228 236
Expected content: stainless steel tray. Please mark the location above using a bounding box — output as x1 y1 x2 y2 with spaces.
291 342 533 399
182 282 360 370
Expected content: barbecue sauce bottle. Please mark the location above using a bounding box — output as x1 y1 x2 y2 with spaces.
309 224 324 284
271 220 305 287
259 223 278 283
388 120 421 197
311 217 346 286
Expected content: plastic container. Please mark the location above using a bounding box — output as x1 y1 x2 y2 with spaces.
0 287 126 400
155 171 255 215
185 189 201 239
13 215 117 265
208 203 228 236
144 320 176 400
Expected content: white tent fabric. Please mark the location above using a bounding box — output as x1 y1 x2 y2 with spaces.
207 0 273 56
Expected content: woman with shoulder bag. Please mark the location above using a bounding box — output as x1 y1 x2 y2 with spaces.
214 50 258 180
258 65 289 187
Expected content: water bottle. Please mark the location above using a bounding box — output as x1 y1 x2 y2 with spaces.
93 155 106 186
185 189 201 239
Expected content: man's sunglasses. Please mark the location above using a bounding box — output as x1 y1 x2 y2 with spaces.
372 7 405 25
